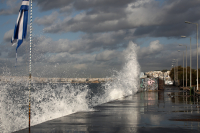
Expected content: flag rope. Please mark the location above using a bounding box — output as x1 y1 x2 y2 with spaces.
29 0 32 132
15 52 17 68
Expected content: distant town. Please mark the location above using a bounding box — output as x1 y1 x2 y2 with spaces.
0 70 171 84
140 70 172 84
0 76 113 83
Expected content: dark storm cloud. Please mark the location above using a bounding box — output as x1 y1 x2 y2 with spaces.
43 11 128 33
29 30 134 55
158 0 200 26
73 0 134 10
41 0 200 38
33 0 134 12
164 0 200 14
34 0 73 11
137 41 200 72
134 23 195 38
79 30 133 51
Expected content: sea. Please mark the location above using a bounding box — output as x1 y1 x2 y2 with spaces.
0 42 140 133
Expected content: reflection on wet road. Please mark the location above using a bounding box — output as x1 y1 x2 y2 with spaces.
138 87 200 130
15 86 200 133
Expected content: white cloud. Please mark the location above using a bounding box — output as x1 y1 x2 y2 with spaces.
137 40 164 58
34 12 59 26
149 40 164 52
59 3 73 13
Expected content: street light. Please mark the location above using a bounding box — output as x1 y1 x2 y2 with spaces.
172 61 175 79
185 21 198 91
179 44 187 87
174 58 178 85
172 63 175 83
177 51 181 86
178 50 184 88
185 21 192 24
181 36 192 88
172 60 176 83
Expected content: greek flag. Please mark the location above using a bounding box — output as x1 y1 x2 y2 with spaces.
11 0 29 65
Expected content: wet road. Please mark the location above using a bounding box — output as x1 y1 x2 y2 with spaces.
15 86 200 133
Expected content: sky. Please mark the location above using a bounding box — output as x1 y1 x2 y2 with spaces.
0 0 200 78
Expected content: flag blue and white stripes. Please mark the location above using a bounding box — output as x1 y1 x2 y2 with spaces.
11 0 29 65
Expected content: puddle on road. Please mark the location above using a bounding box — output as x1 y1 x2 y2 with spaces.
132 87 200 130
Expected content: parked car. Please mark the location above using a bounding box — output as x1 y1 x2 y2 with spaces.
165 81 173 85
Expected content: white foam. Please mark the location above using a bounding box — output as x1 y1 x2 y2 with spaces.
91 41 140 105
0 41 140 133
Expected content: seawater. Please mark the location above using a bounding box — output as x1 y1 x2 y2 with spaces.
0 42 140 133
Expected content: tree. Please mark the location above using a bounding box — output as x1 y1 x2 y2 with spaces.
169 66 200 86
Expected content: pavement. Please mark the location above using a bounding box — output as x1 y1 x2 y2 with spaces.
15 86 200 133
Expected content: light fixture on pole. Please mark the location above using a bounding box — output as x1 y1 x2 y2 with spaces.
185 21 198 91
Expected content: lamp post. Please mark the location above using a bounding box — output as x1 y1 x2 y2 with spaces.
173 64 175 82
171 64 174 76
178 50 184 88
183 51 184 88
172 60 176 84
177 59 179 85
179 44 187 87
181 36 192 87
173 58 178 85
185 21 198 91
172 63 175 83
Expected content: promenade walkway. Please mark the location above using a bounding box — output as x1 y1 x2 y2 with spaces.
15 86 200 133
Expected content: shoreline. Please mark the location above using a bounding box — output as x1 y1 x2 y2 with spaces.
0 76 113 84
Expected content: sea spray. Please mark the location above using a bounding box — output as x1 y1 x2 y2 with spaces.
30 83 91 126
0 82 91 133
0 41 140 133
91 41 140 105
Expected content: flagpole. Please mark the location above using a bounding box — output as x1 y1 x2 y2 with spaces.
29 0 32 132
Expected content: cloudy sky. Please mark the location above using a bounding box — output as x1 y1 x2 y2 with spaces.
0 0 200 78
